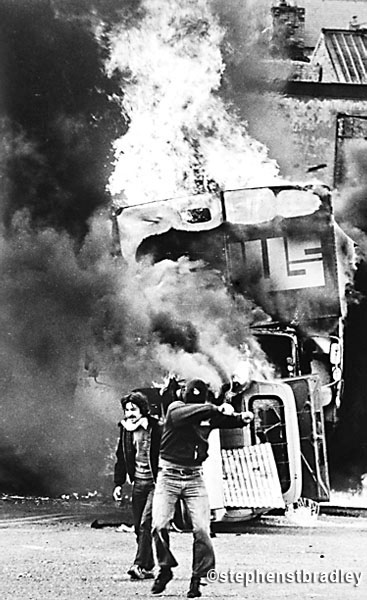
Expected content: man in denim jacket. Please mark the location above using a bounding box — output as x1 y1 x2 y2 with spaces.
151 379 253 598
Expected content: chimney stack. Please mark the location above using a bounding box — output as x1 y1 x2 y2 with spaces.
271 1 307 61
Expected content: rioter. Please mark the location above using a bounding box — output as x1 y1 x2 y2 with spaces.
113 391 162 580
151 378 253 598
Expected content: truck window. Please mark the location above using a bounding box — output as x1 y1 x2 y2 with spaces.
249 395 291 494
254 333 298 378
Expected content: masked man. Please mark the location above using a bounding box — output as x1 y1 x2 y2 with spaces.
113 391 162 580
151 379 253 598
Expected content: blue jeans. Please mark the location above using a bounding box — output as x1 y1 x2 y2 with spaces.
152 468 215 578
132 478 155 570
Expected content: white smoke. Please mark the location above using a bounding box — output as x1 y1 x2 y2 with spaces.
141 256 274 391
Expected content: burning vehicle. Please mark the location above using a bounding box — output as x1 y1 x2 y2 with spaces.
111 181 356 521
2 0 364 506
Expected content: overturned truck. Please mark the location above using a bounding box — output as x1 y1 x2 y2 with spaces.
114 182 355 520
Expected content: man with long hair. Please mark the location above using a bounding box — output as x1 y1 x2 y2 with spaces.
113 391 162 580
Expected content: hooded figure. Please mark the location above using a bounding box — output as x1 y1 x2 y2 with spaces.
151 378 253 598
183 379 208 404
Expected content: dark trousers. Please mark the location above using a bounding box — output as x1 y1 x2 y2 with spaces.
152 469 215 578
132 478 155 571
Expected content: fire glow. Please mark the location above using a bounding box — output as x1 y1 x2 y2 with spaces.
102 0 279 203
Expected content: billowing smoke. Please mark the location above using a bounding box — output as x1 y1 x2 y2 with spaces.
334 141 367 255
0 1 127 236
143 257 273 391
209 0 298 176
210 0 275 94
0 217 119 494
0 0 130 494
328 142 367 489
0 0 277 496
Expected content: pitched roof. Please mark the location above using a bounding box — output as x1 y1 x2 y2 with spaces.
303 0 367 48
320 28 367 83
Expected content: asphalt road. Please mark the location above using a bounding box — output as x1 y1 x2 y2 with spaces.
0 498 366 600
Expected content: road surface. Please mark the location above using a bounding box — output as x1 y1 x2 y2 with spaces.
0 497 365 600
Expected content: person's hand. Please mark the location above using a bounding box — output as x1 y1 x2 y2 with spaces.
217 402 235 416
241 410 254 425
113 485 122 501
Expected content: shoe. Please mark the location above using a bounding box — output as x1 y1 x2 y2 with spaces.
142 569 155 579
187 577 201 598
127 564 145 580
151 568 173 594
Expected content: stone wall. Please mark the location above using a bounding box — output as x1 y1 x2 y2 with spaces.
239 90 367 187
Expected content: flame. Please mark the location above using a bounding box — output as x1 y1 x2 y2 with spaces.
84 0 280 394
100 0 278 203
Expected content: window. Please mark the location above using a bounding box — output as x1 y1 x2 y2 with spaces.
249 395 291 493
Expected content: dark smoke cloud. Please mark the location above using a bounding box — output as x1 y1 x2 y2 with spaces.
328 141 367 488
0 214 118 494
0 0 127 237
329 266 367 490
152 312 199 354
0 0 143 494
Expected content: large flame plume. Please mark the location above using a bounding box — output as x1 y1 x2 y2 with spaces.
102 0 279 203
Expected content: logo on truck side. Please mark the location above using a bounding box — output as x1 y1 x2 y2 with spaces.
230 236 325 291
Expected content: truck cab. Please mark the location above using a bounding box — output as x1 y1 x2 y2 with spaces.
203 374 329 522
252 325 344 427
